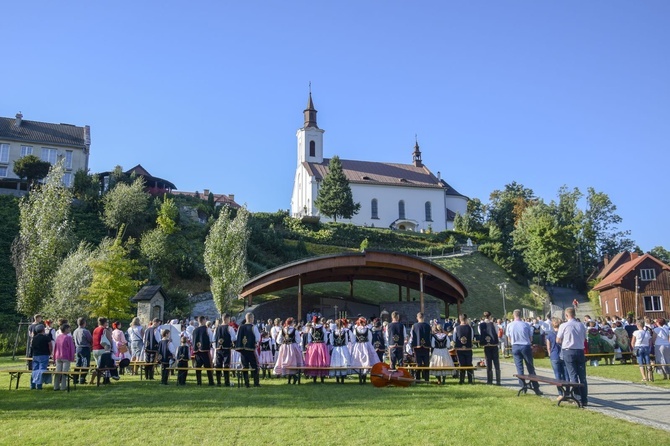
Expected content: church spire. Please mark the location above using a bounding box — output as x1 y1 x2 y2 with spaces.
412 135 422 167
303 83 318 129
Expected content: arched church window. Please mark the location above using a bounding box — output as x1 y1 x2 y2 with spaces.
371 199 378 219
398 200 405 219
309 141 316 157
425 201 432 221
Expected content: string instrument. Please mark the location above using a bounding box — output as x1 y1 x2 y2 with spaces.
370 362 418 387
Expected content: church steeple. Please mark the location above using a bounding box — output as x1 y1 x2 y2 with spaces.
303 85 318 129
412 135 422 167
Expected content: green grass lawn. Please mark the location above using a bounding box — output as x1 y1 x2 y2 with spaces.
0 356 664 445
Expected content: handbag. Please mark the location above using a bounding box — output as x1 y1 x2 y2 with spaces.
100 333 112 350
118 344 129 354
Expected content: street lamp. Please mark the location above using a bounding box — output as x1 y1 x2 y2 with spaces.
498 282 508 318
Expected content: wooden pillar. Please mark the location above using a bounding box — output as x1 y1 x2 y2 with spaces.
456 299 462 316
445 302 450 318
298 275 303 322
398 284 402 302
248 294 252 307
406 286 410 302
419 273 425 314
349 279 354 299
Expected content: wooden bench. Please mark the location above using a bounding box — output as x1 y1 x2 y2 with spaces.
166 367 254 387
514 374 585 407
284 366 372 384
402 365 486 384
2 368 94 392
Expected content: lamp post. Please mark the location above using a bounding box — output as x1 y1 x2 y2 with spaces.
498 282 508 318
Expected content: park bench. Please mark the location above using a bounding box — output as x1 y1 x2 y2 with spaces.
514 374 585 407
166 367 254 387
285 366 372 384
2 368 99 392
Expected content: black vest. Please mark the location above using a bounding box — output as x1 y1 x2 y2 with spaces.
177 345 190 362
192 326 211 352
332 330 348 347
355 328 369 343
433 333 449 349
283 327 297 344
236 324 256 351
454 324 473 349
311 326 325 343
479 321 499 346
144 327 158 351
260 338 272 352
412 322 432 349
157 339 173 363
387 322 405 347
215 325 233 349
372 328 386 351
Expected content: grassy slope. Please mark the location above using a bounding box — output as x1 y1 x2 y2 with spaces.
0 356 662 445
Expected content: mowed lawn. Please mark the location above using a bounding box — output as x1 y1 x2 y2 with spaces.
0 357 664 446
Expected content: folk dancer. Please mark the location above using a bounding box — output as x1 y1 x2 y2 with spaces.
454 314 474 384
371 320 386 363
157 329 175 385
176 336 190 386
409 312 432 382
386 311 407 370
258 331 275 379
479 311 501 385
143 319 160 380
214 313 237 387
429 325 454 384
329 319 352 383
192 316 215 386
274 318 303 384
235 313 261 387
304 317 331 383
350 317 381 384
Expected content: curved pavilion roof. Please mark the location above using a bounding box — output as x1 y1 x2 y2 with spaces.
240 250 468 306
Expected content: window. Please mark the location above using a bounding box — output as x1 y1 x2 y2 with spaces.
0 166 7 177
0 143 9 163
644 295 663 312
425 201 432 221
371 199 378 219
20 145 33 157
309 141 315 157
398 200 405 219
63 172 72 187
41 148 58 164
640 268 656 281
615 298 619 312
64 150 73 169
605 301 609 314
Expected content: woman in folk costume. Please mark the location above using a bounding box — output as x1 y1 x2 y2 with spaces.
587 327 605 366
329 318 352 383
304 317 331 383
273 318 304 384
613 321 631 361
429 325 455 384
257 331 275 379
349 317 380 384
270 318 282 362
600 325 617 365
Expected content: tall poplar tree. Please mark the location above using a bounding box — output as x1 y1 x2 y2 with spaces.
314 156 360 222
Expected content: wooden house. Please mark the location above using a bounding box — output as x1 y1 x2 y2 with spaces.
593 252 670 320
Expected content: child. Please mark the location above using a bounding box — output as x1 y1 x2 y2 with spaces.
157 329 175 385
258 331 274 379
176 335 190 386
429 325 454 385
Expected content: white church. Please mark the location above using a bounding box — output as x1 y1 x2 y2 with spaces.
290 94 468 232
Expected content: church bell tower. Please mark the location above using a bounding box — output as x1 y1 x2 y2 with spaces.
296 89 325 165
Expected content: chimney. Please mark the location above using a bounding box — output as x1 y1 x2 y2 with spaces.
228 194 235 201
203 189 210 197
14 112 23 127
631 252 639 260
437 171 441 182
603 254 609 266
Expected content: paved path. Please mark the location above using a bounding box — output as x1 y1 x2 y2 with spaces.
496 361 670 432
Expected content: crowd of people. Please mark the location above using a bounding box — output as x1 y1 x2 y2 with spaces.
25 307 670 398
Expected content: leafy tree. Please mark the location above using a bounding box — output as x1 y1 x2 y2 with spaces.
73 169 101 202
314 156 360 222
42 241 96 322
512 203 575 283
204 206 250 313
11 161 73 316
85 233 144 319
156 195 179 234
649 246 670 265
140 195 180 283
102 177 150 236
12 155 51 190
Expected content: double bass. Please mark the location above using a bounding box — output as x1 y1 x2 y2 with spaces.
369 362 419 387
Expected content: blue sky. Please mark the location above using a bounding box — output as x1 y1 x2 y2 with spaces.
4 1 669 251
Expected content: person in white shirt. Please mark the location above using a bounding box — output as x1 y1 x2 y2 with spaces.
631 319 652 382
652 318 670 379
557 307 588 406
507 309 542 396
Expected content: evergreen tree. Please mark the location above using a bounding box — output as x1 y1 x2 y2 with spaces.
314 156 360 222
13 155 51 191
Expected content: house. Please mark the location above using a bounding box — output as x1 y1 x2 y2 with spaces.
592 252 670 320
98 164 176 196
290 94 468 232
0 112 90 190
172 189 240 209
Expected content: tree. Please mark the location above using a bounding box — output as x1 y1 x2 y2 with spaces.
140 195 180 283
314 155 360 222
12 155 51 190
85 233 144 319
156 195 179 234
204 206 250 313
11 161 73 316
42 241 96 322
649 246 670 265
73 169 101 203
102 177 150 236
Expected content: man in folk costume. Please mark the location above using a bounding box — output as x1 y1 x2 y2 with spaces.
371 319 386 363
236 312 261 387
192 315 215 386
386 311 407 370
454 314 474 384
143 318 160 380
157 329 175 385
479 311 501 385
214 313 237 387
409 312 432 382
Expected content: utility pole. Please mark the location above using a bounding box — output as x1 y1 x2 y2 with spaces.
635 275 639 320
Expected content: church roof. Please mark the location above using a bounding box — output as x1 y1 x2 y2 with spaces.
304 158 444 189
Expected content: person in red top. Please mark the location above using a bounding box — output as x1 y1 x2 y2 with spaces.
572 299 579 309
53 324 76 391
92 317 109 366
